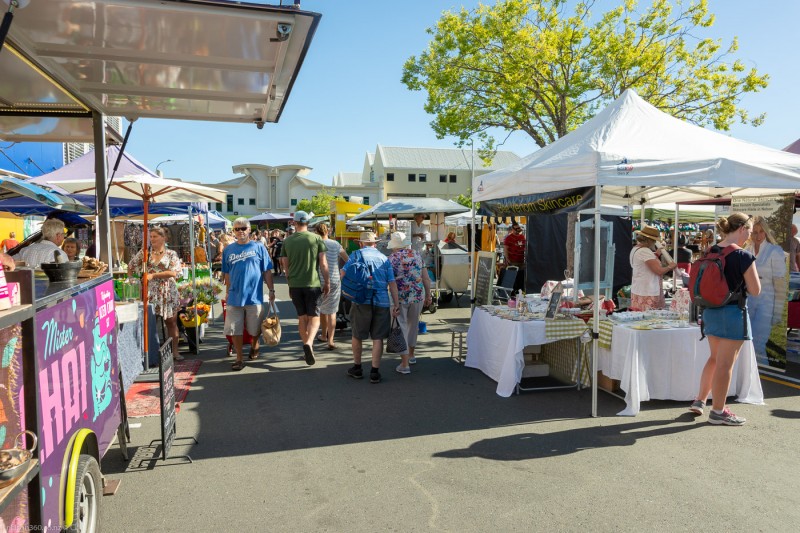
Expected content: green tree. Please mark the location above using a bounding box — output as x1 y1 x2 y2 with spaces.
455 188 477 209
402 0 768 157
296 187 344 216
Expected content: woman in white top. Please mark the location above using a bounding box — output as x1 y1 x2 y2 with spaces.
746 216 787 364
629 225 677 311
315 223 349 350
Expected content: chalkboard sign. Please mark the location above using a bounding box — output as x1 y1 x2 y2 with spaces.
474 252 496 307
158 340 176 460
545 291 563 320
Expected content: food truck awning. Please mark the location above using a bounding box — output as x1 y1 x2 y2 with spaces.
0 0 321 142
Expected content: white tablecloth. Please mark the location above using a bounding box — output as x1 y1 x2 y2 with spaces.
597 324 764 416
465 308 555 397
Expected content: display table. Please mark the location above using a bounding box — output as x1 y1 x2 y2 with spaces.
465 308 586 397
597 323 764 416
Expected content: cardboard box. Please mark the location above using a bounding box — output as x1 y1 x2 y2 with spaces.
597 371 620 392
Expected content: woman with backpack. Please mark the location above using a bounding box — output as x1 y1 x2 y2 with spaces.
745 216 787 365
629 225 677 310
689 213 761 426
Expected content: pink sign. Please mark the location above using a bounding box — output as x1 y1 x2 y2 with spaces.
96 284 116 337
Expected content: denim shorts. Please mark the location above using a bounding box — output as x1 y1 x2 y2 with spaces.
701 304 751 340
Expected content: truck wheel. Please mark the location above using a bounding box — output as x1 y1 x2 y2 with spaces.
66 455 101 533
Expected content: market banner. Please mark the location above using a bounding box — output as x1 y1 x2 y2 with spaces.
478 187 595 217
731 194 793 370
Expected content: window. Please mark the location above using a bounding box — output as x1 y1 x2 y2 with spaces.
249 198 256 206
291 198 298 206
408 173 416 182
343 196 350 202
207 202 213 210
386 173 394 182
440 174 447 183
215 202 222 211
419 174 427 182
364 198 370 205
449 174 457 183
237 198 244 205
226 195 233 212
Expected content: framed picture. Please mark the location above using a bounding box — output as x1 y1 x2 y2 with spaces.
545 290 563 320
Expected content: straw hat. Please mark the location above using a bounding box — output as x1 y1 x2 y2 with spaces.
387 231 408 250
635 225 661 241
359 231 379 243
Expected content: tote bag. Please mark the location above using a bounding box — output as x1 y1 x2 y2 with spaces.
261 303 281 347
385 317 407 354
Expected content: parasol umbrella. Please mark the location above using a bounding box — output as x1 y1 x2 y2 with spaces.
347 197 469 221
249 212 293 223
55 173 226 354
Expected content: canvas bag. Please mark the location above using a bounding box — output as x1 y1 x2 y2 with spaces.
385 317 407 354
341 250 375 305
261 303 281 347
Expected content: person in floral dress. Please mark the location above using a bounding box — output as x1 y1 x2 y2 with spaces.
128 227 183 361
387 232 432 374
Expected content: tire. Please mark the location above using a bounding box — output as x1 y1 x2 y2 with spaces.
427 302 438 314
65 455 102 533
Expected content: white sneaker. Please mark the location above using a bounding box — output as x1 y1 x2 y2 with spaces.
395 365 411 375
408 357 417 365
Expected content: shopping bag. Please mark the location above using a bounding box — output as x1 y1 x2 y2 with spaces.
261 303 281 347
385 317 407 354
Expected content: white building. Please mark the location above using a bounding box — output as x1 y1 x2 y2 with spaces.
340 144 521 202
211 164 323 216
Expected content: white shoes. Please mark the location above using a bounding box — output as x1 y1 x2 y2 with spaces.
395 365 411 375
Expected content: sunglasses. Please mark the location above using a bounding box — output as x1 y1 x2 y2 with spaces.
234 227 249 232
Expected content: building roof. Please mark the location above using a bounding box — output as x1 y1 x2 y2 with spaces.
376 145 520 171
333 172 363 187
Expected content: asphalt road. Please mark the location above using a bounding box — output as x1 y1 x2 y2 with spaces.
102 279 800 532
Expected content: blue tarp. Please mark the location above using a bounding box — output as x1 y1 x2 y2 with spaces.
0 194 204 217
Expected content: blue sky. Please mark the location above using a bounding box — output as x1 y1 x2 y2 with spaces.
125 0 800 186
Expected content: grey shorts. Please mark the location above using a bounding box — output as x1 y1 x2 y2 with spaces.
349 303 391 340
224 304 263 337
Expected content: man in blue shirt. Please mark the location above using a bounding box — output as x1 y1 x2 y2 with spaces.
341 231 400 383
222 218 276 371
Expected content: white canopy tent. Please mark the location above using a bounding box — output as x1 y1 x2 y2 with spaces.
474 89 800 416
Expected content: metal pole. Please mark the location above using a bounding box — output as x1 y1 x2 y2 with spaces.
674 205 680 288
92 111 111 265
188 205 198 354
470 140 476 310
592 184 602 418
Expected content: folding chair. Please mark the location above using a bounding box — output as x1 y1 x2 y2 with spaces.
493 266 518 304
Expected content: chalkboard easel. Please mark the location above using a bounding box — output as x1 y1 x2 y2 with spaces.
473 251 497 308
149 340 197 463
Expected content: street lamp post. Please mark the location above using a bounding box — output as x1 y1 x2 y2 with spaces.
155 159 173 177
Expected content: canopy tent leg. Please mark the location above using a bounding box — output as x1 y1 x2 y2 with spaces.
188 205 199 355
592 184 602 418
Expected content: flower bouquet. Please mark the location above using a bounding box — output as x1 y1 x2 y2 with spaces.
179 303 211 328
177 278 224 305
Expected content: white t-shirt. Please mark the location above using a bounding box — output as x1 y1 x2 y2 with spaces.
410 220 429 252
630 246 661 296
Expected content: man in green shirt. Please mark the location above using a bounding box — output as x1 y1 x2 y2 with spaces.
280 211 330 365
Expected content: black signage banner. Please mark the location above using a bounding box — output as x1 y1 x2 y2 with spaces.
480 187 595 216
159 340 176 460
474 252 497 307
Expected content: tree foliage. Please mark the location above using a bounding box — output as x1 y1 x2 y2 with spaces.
296 187 344 216
402 0 768 156
455 188 477 209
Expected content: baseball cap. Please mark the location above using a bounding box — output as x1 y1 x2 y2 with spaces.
293 211 310 223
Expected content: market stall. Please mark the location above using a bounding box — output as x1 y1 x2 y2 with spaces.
473 89 800 416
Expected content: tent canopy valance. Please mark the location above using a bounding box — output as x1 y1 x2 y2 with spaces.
249 212 293 223
474 90 800 212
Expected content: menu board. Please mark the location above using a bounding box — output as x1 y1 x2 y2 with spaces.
474 252 496 307
159 340 176 460
545 291 563 320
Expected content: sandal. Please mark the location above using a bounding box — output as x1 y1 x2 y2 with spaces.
231 361 244 371
248 348 260 360
327 343 336 351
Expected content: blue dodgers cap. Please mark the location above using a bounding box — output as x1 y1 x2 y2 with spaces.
293 211 310 223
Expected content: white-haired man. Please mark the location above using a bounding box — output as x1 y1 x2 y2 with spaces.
223 218 276 371
20 218 68 268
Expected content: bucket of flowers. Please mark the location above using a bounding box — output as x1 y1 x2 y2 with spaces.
177 278 224 306
179 303 211 328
